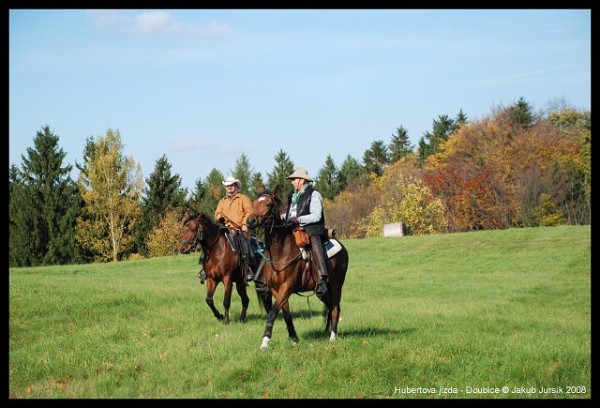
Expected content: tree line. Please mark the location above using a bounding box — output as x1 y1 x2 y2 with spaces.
9 97 590 267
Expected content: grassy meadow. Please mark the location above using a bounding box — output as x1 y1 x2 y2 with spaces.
8 225 590 399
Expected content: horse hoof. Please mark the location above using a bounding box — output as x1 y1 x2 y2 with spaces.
260 336 270 349
329 332 337 341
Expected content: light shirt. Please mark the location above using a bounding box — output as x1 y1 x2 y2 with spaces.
287 185 323 226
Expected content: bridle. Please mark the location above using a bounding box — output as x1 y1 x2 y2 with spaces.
180 216 220 256
252 193 302 270
254 193 284 234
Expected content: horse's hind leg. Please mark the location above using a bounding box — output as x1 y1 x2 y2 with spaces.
235 282 250 323
328 304 341 341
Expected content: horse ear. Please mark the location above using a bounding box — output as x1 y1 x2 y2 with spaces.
273 184 281 197
257 185 267 195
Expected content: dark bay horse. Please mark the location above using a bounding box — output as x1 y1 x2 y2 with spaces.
246 186 349 349
180 213 271 323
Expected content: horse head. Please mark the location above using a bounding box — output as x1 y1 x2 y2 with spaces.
247 185 283 230
179 213 201 254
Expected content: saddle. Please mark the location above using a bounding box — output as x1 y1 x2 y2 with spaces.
298 238 342 290
224 229 264 281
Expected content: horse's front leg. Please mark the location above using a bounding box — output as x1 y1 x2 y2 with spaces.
260 291 292 349
205 280 224 321
234 279 250 323
281 301 299 345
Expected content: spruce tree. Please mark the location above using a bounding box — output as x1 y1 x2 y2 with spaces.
362 140 389 177
267 149 295 199
389 126 413 163
315 155 340 200
338 154 364 191
137 155 187 257
9 126 83 266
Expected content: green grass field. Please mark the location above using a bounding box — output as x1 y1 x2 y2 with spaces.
8 225 590 399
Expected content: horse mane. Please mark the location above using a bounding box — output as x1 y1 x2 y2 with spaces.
183 212 221 232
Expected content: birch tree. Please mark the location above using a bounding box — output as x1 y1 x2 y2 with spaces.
76 129 143 262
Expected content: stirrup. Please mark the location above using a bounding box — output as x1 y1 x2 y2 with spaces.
198 270 206 284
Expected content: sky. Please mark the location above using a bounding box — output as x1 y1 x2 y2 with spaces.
9 9 591 193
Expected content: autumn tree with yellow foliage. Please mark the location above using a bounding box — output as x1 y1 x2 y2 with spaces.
76 129 143 262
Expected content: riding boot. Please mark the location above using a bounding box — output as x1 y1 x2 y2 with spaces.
239 235 254 281
309 235 329 297
253 258 269 294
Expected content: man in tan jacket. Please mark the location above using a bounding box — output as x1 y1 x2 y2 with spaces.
215 176 256 281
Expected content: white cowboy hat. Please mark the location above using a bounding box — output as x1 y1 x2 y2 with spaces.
287 167 314 182
222 176 241 186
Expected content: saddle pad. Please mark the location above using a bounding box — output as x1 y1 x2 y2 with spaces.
325 239 342 258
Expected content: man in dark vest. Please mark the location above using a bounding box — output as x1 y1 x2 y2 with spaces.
284 167 329 297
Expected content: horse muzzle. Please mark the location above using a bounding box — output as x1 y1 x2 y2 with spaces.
246 215 258 229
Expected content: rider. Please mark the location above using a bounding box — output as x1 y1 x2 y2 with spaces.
214 175 257 282
284 167 329 297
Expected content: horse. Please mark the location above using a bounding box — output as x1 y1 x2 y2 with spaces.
179 213 272 323
246 186 349 349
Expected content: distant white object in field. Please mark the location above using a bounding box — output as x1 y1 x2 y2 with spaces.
383 222 404 237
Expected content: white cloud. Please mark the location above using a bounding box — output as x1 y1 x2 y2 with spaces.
89 10 232 37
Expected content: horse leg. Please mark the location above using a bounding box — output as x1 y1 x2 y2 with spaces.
281 301 299 345
328 303 341 341
235 281 250 323
205 280 224 321
260 291 293 349
222 279 233 325
260 305 280 349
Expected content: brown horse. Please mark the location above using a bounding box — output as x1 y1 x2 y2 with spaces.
180 213 271 323
247 186 349 349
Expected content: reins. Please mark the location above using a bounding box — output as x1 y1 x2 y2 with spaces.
254 193 303 271
182 217 221 259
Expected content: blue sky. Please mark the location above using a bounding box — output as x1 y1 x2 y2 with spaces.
9 9 591 193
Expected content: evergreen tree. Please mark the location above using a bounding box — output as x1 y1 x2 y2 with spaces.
9 165 33 266
231 153 253 196
250 172 266 198
362 140 389 177
507 96 536 128
267 149 295 199
389 126 413 163
417 114 458 166
9 126 83 266
338 154 363 191
456 109 468 125
188 178 209 215
315 155 340 200
137 154 187 257
204 168 225 215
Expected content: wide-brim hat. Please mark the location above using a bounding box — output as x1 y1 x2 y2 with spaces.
287 167 313 182
222 176 241 186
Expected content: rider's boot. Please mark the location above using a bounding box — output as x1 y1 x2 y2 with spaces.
239 235 254 282
310 235 329 297
252 258 270 294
